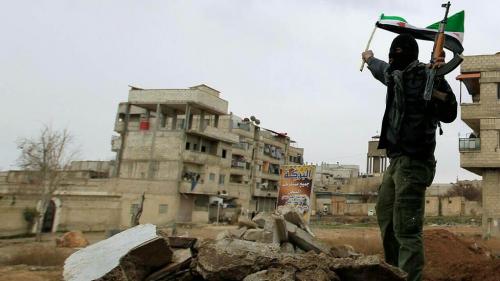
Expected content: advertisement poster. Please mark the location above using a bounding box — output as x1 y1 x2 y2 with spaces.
277 165 315 223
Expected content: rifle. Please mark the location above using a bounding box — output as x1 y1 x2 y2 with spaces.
424 1 454 100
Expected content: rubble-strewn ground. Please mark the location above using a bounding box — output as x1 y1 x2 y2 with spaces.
1 223 499 281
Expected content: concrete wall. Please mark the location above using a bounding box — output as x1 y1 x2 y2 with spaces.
482 170 500 237
464 201 482 216
344 203 376 216
441 196 465 217
425 196 440 217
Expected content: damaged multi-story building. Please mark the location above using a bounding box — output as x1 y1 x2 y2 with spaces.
0 84 303 236
457 53 500 237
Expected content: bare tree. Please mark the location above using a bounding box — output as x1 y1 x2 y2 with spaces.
16 125 77 241
446 182 482 203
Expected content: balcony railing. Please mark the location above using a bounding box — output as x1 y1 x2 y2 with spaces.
459 138 481 152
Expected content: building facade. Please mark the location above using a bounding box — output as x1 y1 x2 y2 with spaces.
457 53 500 237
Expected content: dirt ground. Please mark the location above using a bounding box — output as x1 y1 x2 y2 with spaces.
0 224 499 281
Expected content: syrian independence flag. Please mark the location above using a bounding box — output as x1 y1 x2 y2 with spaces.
376 11 464 54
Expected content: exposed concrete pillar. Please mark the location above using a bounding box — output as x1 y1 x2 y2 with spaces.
199 110 205 131
147 103 161 179
214 115 219 128
171 109 178 130
184 104 191 131
115 103 131 178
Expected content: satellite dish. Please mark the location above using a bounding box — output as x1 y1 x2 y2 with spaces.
250 116 256 121
255 119 261 125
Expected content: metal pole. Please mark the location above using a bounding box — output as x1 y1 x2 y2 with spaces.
216 202 220 225
360 25 377 72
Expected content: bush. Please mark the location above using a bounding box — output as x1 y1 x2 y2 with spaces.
23 207 39 224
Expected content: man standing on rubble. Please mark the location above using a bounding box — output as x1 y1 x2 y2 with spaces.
361 34 457 281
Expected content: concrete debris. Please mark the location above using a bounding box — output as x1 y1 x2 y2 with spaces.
276 206 315 237
238 216 259 229
62 213 405 281
272 214 288 242
286 221 330 254
242 228 265 241
145 248 192 281
195 238 281 280
243 267 297 281
331 255 407 281
280 242 295 254
251 212 269 228
118 237 173 281
229 226 248 239
56 231 89 248
64 224 160 281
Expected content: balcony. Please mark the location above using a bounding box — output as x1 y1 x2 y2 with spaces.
183 151 221 165
461 103 481 132
253 188 278 198
179 181 218 195
459 138 481 152
187 126 238 144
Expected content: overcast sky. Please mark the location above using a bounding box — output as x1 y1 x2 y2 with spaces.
1 0 497 182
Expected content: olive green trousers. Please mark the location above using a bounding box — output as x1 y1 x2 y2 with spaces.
376 155 435 281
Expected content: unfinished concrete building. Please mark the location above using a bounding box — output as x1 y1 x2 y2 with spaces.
457 53 500 237
111 84 304 223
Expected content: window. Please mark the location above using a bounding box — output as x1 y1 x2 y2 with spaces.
222 149 227 158
219 174 225 185
497 83 500 100
209 173 215 181
193 143 198 150
185 142 190 150
201 145 206 152
130 204 139 215
159 204 168 214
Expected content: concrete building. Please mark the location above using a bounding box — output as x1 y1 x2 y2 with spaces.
0 84 305 236
457 53 500 237
112 84 304 221
366 135 388 175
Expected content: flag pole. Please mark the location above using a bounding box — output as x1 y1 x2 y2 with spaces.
360 25 377 72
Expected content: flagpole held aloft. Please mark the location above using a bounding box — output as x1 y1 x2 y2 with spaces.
360 25 377 72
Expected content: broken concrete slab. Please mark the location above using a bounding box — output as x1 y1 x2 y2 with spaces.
238 216 258 229
195 238 281 280
272 214 288 242
63 224 166 281
229 226 247 239
119 237 173 281
167 237 197 249
242 228 265 242
286 221 330 254
145 248 192 281
276 206 315 237
251 212 270 228
331 255 407 281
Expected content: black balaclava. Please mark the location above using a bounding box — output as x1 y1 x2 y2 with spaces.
389 33 419 71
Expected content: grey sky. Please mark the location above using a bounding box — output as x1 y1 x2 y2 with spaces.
1 0 497 182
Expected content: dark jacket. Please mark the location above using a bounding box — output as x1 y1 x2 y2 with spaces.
367 57 457 159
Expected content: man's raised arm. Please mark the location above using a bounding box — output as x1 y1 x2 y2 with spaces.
362 50 389 86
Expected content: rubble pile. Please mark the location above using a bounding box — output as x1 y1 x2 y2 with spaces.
63 208 406 281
